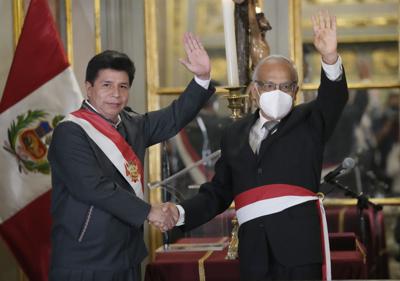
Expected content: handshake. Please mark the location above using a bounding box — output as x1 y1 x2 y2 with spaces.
147 202 179 232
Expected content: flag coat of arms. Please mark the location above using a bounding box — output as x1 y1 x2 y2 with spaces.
0 0 83 280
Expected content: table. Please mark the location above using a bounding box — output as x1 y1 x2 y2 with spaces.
145 234 367 281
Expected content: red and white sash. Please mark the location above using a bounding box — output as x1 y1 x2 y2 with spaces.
234 184 331 281
63 109 144 199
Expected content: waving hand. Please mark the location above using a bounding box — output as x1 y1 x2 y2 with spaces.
311 10 338 64
179 32 211 80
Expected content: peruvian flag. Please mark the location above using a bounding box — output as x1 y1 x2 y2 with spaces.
0 0 82 280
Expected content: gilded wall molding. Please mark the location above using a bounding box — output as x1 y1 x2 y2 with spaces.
291 0 400 91
144 0 162 259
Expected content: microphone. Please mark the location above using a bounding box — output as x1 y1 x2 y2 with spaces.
323 157 356 183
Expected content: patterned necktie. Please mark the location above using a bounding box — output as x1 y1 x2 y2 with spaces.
255 120 278 154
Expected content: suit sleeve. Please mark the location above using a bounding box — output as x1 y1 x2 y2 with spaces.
144 79 215 146
48 122 151 227
311 68 349 143
179 133 233 231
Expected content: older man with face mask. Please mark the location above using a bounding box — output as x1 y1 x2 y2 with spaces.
165 11 349 281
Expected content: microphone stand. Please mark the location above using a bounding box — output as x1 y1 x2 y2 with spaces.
161 142 171 250
326 179 382 246
148 149 221 190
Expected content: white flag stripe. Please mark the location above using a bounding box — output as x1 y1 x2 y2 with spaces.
63 114 144 199
236 195 318 225
319 203 332 280
0 67 82 222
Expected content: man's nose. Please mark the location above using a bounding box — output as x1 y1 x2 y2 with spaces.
111 87 121 97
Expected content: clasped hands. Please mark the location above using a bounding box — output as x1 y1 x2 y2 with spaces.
147 202 179 232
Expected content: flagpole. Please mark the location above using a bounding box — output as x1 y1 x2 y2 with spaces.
94 0 102 54
18 267 28 281
65 0 74 65
12 0 24 49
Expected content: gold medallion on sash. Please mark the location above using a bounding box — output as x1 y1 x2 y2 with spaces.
125 160 139 183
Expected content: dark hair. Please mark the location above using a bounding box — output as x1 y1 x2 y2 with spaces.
85 50 135 86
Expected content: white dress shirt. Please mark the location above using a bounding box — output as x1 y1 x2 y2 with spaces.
194 76 210 90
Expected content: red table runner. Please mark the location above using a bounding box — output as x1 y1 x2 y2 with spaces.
145 235 367 281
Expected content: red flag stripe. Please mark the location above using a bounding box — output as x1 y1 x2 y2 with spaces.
0 191 51 281
0 0 69 113
234 184 315 210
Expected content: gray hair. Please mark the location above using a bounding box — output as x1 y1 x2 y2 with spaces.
251 55 298 83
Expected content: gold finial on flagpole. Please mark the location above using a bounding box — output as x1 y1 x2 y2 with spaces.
12 0 24 49
65 0 74 65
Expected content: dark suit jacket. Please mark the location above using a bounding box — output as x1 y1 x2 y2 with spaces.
181 70 349 268
48 79 214 280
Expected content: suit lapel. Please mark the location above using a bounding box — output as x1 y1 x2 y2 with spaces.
257 118 286 162
237 112 259 159
256 104 310 163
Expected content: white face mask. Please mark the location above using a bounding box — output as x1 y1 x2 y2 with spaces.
256 89 293 120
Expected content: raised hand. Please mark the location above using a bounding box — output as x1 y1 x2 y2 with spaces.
311 10 338 64
179 32 211 80
147 203 179 232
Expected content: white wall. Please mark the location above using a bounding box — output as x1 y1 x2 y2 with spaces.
264 0 290 57
71 0 96 95
0 0 14 98
100 0 147 114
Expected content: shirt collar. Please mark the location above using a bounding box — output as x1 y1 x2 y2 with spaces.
256 110 280 131
84 100 122 128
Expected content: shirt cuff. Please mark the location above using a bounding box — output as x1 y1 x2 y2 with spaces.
176 204 185 226
321 55 343 81
194 76 211 90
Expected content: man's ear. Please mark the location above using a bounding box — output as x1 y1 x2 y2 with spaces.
292 85 299 105
249 82 258 104
85 81 93 99
294 85 299 95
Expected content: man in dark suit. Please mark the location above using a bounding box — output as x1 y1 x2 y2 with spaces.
47 32 213 281
167 11 348 281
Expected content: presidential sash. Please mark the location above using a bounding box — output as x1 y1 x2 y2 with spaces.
234 184 331 281
63 109 144 199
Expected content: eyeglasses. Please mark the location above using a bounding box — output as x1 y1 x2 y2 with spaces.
254 80 298 93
